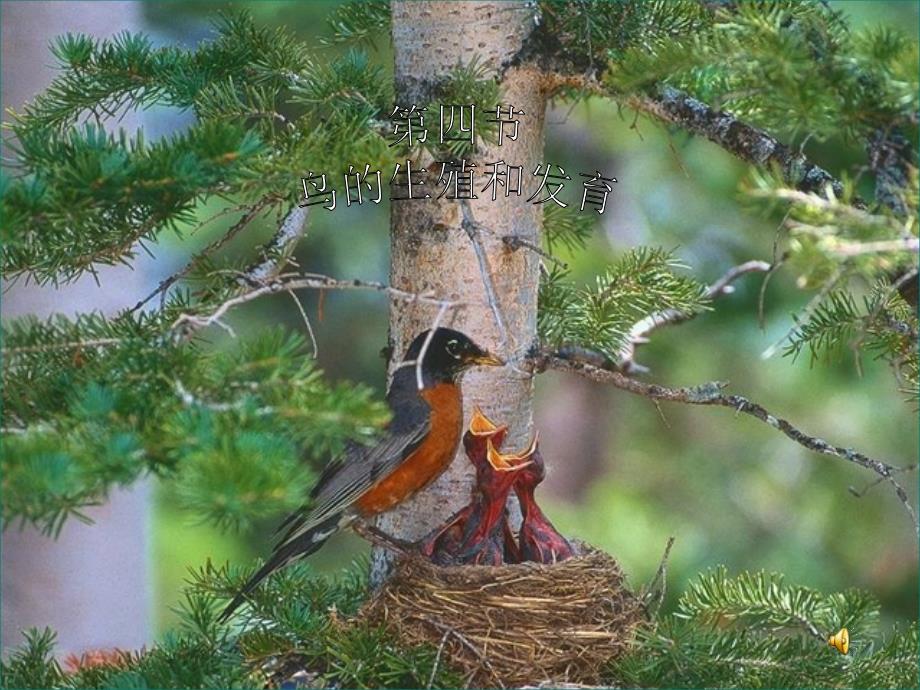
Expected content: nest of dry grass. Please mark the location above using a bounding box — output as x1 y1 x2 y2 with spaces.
357 546 645 688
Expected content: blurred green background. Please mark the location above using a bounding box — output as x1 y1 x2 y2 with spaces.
140 1 918 634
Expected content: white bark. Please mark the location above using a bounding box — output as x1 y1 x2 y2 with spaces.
373 1 546 581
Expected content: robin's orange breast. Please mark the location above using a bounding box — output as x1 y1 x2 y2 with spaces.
355 382 463 515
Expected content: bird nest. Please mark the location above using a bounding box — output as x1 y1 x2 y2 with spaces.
356 545 646 688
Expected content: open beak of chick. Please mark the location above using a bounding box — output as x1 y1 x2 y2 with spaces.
486 434 538 472
468 406 507 436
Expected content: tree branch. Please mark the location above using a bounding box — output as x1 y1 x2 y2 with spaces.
617 260 772 372
130 196 277 312
241 205 310 285
867 126 914 217
627 86 858 205
531 348 918 535
171 274 462 339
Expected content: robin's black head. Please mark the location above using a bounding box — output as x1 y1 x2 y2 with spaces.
402 328 502 384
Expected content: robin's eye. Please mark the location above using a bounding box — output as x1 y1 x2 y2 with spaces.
446 339 462 359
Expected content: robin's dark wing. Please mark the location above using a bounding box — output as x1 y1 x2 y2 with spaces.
219 385 433 622
220 413 430 622
271 448 352 540
274 420 430 545
273 383 432 544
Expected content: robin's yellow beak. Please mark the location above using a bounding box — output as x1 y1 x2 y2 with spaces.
471 352 503 367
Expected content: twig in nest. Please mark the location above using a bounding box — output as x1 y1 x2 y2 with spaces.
352 521 414 555
414 614 505 689
427 630 452 690
643 536 675 617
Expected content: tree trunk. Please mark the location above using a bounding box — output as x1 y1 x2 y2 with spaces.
373 1 546 582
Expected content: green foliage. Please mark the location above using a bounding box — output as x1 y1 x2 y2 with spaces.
3 565 911 689
0 560 461 690
611 567 918 689
537 0 710 68
746 173 919 401
2 323 389 535
1 7 515 290
1 8 416 536
1 122 264 284
605 1 918 143
321 0 391 49
0 628 65 690
288 49 392 120
785 286 918 401
538 247 709 360
677 567 880 638
17 14 312 130
1 11 399 285
536 0 918 403
543 203 594 253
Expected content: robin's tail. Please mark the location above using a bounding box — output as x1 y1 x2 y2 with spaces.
219 511 349 621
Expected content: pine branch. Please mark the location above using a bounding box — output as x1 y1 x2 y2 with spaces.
2 13 402 286
2 121 265 284
537 247 710 362
612 567 915 689
784 282 919 401
543 204 594 254
2 323 389 534
745 178 919 397
4 561 912 689
677 567 878 640
321 0 391 48
15 12 313 131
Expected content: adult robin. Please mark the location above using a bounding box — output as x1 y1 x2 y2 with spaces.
514 444 575 564
220 327 502 620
